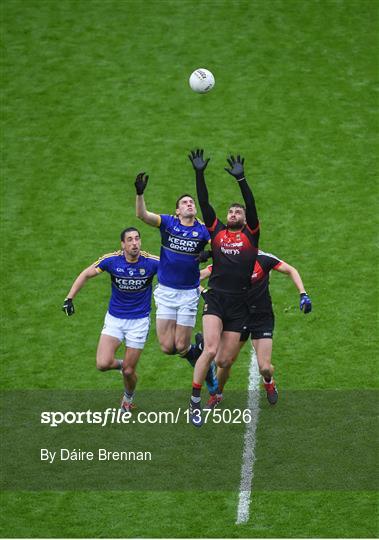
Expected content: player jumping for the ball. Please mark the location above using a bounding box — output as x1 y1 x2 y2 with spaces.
134 173 219 396
200 250 312 406
62 227 159 411
188 149 260 426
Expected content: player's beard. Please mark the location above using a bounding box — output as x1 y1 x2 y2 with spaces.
227 218 244 231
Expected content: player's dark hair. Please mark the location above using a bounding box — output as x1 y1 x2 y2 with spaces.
120 227 140 241
228 202 246 212
175 194 195 208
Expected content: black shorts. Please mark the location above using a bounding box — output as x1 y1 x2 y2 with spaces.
202 289 250 333
240 310 275 341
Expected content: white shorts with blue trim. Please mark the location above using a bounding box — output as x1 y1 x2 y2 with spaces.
153 284 200 327
101 312 150 349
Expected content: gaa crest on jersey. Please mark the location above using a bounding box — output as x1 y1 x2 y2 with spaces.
139 268 146 276
192 231 199 237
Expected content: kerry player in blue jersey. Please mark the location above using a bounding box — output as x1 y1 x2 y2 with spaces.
135 173 219 395
62 227 159 411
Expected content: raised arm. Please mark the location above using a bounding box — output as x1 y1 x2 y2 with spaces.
224 155 259 232
188 149 216 228
275 261 312 314
135 172 160 227
62 264 100 316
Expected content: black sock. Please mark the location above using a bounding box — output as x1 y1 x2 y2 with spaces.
192 343 202 362
192 384 201 399
182 345 197 367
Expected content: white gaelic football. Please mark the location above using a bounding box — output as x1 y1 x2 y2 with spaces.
189 68 215 93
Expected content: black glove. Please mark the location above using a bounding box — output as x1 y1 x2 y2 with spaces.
300 293 312 314
135 172 149 195
62 298 75 316
224 155 245 181
196 250 212 263
188 149 210 171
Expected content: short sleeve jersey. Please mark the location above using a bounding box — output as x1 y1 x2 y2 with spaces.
157 214 210 290
207 217 260 293
207 250 282 310
95 250 159 319
248 250 282 311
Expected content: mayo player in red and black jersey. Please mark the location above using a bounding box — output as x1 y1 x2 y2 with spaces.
200 250 312 406
62 228 159 412
187 149 260 425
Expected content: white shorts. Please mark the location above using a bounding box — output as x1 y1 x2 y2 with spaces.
153 284 200 328
101 312 150 349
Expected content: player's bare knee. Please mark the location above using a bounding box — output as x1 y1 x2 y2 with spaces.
96 358 112 371
159 343 176 355
216 358 232 368
175 338 190 355
122 365 135 378
203 344 218 359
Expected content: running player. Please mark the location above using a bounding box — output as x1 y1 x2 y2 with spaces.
62 227 159 411
199 250 312 407
188 149 260 425
134 172 219 395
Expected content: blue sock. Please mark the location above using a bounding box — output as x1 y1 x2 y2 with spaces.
205 362 219 394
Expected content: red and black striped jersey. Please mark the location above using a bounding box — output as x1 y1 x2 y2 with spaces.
207 217 260 293
207 250 282 310
248 250 282 311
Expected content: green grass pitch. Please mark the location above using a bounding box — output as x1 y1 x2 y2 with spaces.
1 0 378 537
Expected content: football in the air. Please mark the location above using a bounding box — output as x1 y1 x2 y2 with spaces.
189 68 215 93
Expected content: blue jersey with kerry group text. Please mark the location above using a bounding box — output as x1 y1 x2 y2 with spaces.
157 215 210 289
95 250 159 319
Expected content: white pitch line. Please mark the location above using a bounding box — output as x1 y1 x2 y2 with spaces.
236 347 261 525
